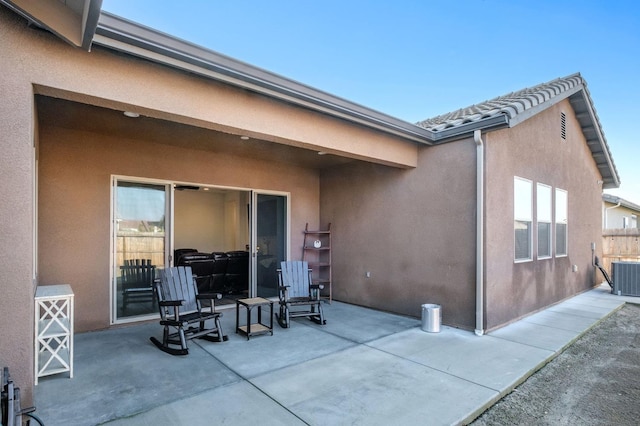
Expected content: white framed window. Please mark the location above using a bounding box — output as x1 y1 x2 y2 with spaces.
537 183 552 259
514 177 533 262
555 188 568 256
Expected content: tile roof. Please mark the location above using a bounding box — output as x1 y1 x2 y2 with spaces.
416 73 620 188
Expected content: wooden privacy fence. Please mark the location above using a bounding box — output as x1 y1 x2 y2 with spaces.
116 232 165 267
601 228 640 272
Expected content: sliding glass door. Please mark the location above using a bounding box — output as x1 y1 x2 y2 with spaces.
112 180 289 323
254 192 288 298
113 180 168 321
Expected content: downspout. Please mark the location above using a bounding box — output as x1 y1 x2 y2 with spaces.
474 130 484 336
604 201 621 229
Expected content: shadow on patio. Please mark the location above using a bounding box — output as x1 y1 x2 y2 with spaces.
34 301 421 425
34 286 628 425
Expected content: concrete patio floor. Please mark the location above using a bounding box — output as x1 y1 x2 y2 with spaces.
34 284 637 426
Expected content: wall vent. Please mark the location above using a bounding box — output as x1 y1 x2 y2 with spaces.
612 261 640 296
560 112 566 140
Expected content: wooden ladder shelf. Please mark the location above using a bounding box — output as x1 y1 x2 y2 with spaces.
302 223 332 302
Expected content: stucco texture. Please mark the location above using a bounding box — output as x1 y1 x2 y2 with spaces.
321 140 478 329
483 100 603 330
0 7 38 403
37 124 320 332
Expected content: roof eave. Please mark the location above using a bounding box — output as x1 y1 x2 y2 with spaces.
568 90 620 189
92 12 435 145
430 114 509 143
603 194 640 212
0 0 102 51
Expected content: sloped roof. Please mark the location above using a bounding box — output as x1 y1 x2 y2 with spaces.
603 193 640 213
0 2 620 187
416 73 620 188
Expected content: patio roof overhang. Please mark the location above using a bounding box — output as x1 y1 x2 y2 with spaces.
91 12 435 147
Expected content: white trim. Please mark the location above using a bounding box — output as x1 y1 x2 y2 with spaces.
109 174 291 324
514 176 533 262
555 187 568 257
110 176 170 325
109 177 115 324
536 183 552 260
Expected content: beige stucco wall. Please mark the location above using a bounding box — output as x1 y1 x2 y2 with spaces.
483 100 603 330
37 124 320 332
0 8 38 403
320 139 478 329
0 6 418 401
321 100 606 331
0 4 611 403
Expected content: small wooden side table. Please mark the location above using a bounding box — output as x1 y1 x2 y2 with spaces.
236 297 273 340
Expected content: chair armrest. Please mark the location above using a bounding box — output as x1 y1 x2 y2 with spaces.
159 300 183 307
197 293 222 313
197 293 222 300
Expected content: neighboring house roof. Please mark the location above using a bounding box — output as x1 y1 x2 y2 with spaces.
416 73 620 189
603 194 640 213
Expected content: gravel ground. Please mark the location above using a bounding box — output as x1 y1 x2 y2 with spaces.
471 303 640 426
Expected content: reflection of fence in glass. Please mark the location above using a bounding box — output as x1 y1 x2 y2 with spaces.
116 232 165 268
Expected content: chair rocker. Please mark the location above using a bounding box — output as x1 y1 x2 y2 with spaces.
276 261 326 328
150 266 227 356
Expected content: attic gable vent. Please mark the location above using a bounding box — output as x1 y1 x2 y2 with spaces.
561 112 567 140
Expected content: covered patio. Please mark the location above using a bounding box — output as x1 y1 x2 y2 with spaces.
33 285 629 425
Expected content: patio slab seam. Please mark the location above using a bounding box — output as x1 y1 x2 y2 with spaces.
362 340 504 394
192 334 358 381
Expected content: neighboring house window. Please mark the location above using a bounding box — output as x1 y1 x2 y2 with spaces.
632 215 638 229
623 216 630 229
555 188 568 256
537 183 552 259
514 177 533 261
561 112 566 140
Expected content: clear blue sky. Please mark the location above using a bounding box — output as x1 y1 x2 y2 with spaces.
102 0 640 204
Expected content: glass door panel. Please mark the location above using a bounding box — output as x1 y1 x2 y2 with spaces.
114 181 167 320
255 193 287 298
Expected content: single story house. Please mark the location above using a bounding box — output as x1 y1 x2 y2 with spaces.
603 194 640 229
0 1 619 403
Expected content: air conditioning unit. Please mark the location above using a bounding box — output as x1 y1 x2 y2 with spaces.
611 262 640 296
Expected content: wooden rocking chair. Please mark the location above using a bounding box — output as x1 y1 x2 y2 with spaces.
277 261 326 328
150 266 227 356
121 259 156 311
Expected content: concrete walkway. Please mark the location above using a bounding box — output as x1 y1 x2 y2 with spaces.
34 284 637 426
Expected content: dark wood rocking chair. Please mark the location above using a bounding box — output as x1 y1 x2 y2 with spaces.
150 266 227 356
121 259 156 311
277 261 326 328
